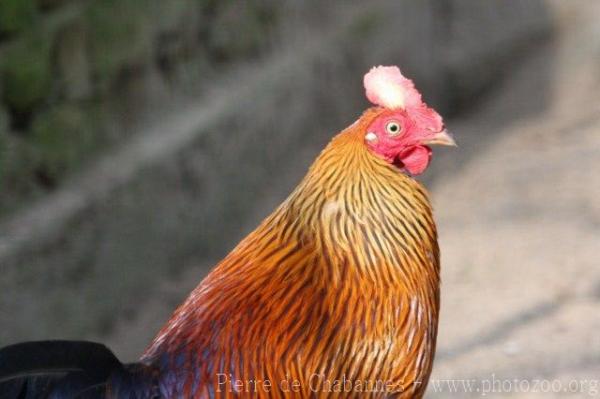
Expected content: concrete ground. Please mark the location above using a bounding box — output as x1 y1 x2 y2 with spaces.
430 1 600 397
97 1 600 397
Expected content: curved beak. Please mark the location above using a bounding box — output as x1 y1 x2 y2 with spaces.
422 129 457 147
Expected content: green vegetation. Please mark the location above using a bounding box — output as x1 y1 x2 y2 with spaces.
86 0 153 90
1 32 52 114
0 0 281 217
30 104 100 181
0 0 37 36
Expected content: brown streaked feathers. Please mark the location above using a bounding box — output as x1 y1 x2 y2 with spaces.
143 107 441 398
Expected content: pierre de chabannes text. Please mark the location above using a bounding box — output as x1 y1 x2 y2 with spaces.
216 373 419 394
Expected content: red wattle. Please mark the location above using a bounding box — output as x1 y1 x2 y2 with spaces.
399 146 432 175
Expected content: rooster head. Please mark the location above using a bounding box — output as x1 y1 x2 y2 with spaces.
362 66 455 175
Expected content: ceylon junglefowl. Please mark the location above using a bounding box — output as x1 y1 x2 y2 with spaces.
0 65 455 398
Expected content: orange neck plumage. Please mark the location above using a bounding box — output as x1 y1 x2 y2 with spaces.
281 108 439 290
143 107 440 398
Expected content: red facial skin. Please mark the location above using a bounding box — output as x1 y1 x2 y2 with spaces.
365 107 444 175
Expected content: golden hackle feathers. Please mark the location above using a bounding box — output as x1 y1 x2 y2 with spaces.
144 107 440 398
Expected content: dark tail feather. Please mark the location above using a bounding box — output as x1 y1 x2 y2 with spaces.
0 340 123 399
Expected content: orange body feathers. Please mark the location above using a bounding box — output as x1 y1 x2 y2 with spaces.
142 107 442 398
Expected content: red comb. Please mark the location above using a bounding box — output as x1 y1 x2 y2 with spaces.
363 66 422 110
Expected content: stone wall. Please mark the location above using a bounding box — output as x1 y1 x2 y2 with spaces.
0 0 279 215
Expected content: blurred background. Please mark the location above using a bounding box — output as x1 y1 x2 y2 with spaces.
0 0 599 397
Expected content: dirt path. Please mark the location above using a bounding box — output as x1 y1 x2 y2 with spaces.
430 1 600 397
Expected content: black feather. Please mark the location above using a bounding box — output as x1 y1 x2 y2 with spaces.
0 341 124 399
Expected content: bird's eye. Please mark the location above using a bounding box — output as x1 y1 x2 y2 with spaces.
386 121 402 136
